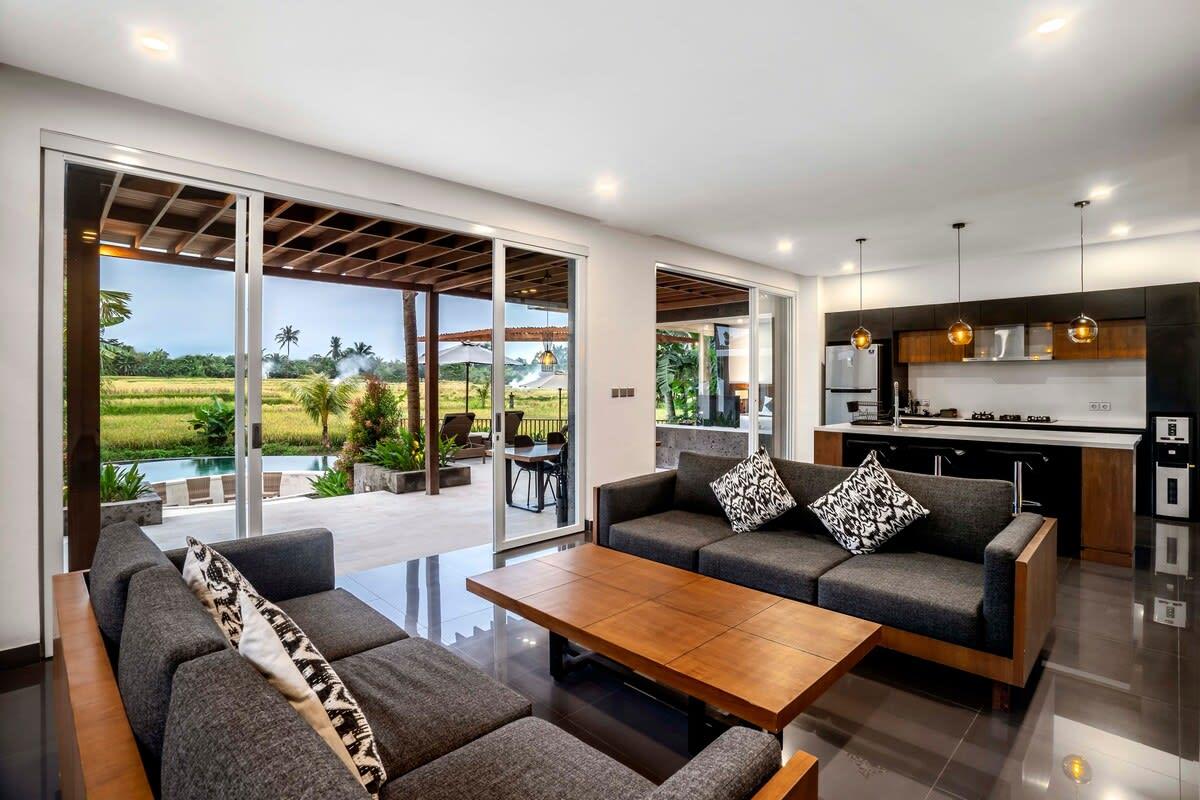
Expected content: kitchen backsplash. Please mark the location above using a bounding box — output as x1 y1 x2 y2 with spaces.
907 359 1146 424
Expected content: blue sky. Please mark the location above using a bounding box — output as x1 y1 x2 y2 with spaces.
101 256 566 362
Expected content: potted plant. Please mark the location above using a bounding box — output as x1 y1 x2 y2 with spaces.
98 462 162 527
353 429 470 494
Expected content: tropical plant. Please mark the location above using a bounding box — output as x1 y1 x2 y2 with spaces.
99 462 151 503
350 341 375 357
327 336 344 361
336 376 400 471
474 383 490 407
189 396 237 447
275 325 300 358
655 340 700 422
360 428 462 472
402 291 420 437
309 467 352 497
290 372 358 449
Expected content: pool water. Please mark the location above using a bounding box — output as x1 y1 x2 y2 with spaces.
115 455 336 484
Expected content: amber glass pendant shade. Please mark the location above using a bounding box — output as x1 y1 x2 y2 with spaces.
851 326 872 350
947 319 973 346
1067 314 1098 344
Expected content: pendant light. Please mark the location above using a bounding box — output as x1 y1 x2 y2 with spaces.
850 237 872 350
1068 200 1099 344
947 222 974 346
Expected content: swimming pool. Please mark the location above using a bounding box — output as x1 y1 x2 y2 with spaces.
114 455 335 484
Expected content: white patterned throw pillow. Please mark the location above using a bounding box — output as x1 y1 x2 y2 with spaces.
808 451 929 554
710 447 798 533
181 536 258 647
238 591 387 796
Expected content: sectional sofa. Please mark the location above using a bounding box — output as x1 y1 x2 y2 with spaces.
596 451 1058 707
54 520 818 799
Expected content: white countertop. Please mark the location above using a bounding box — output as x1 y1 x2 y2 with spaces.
899 415 1145 431
816 422 1141 450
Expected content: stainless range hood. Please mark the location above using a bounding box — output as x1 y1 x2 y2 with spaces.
962 323 1054 362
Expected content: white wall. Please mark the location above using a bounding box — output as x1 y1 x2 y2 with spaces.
907 360 1146 426
819 230 1200 313
0 66 816 654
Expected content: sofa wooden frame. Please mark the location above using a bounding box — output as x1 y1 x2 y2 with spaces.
53 568 817 800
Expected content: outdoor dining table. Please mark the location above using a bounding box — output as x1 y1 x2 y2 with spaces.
487 442 564 513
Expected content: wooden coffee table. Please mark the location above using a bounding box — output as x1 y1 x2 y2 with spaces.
467 543 880 751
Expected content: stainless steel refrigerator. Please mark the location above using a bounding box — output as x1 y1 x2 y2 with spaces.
824 344 888 424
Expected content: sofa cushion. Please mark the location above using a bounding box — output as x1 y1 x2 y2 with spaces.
238 592 386 795
277 589 408 661
118 565 228 765
769 460 859 534
673 451 743 517
817 553 985 648
332 637 531 778
709 448 797 533
887 471 1014 562
89 520 171 648
808 451 930 554
381 717 654 800
698 530 852 603
609 509 735 570
162 649 367 800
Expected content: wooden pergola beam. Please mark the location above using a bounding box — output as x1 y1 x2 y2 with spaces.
173 193 236 254
134 183 183 248
263 208 337 259
98 172 123 233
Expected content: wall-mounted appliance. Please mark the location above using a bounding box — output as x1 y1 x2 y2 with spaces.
962 323 1055 362
825 344 890 425
1154 415 1193 519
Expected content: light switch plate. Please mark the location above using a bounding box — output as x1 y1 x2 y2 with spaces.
611 388 620 398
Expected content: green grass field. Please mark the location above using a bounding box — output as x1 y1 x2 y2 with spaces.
100 376 570 462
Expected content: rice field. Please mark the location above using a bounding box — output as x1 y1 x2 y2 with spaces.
100 376 571 461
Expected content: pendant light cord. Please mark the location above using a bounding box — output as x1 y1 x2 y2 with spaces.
956 225 962 318
1076 200 1089 314
856 238 866 325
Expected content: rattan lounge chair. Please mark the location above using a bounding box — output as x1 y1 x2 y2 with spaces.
185 477 212 505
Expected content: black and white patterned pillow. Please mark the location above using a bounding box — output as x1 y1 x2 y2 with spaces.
181 536 258 647
238 591 387 796
808 451 929 554
710 447 798 533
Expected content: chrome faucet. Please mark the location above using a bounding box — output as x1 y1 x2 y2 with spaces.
892 381 901 431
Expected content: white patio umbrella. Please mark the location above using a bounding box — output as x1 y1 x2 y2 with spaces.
512 370 569 419
420 343 518 413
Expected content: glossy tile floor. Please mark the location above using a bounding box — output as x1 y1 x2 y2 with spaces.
3 517 1195 799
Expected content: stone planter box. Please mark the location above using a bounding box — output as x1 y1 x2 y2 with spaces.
353 463 471 494
100 492 163 527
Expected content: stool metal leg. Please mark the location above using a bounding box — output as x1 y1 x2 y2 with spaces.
1011 461 1023 515
933 454 944 477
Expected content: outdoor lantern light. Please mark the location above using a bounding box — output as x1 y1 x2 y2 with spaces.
947 222 974 346
537 347 558 370
851 237 872 350
1068 200 1099 344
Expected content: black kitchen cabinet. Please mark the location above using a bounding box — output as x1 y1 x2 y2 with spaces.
933 301 980 329
1025 292 1081 323
861 308 893 339
1147 283 1200 326
979 297 1028 326
1083 287 1145 321
825 310 859 343
892 304 935 331
1147 324 1200 412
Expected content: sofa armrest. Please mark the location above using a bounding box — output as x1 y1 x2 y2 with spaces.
648 727 782 800
982 513 1046 657
164 528 335 602
595 470 677 547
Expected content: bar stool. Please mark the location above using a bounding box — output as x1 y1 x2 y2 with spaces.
846 440 898 466
910 444 965 477
985 448 1049 514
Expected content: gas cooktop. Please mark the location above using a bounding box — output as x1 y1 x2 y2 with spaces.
970 412 1056 423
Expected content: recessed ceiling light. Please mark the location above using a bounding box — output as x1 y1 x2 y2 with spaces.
593 176 619 197
139 34 171 53
1110 223 1131 237
841 261 856 272
1035 17 1067 35
776 239 794 254
471 224 495 235
1089 185 1114 200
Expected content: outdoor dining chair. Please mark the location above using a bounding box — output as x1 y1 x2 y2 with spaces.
221 474 236 504
185 477 213 505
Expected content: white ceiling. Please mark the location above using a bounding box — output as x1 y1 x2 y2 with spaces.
3 0 1199 276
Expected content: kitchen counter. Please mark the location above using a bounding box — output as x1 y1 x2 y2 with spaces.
815 422 1141 450
899 415 1145 431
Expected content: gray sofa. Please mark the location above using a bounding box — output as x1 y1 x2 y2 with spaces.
596 451 1046 659
87 520 784 800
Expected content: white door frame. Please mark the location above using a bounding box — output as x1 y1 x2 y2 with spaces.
491 240 588 553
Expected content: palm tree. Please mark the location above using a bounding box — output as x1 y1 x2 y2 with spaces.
327 336 344 361
290 373 359 449
275 325 300 358
350 341 374 357
402 291 420 436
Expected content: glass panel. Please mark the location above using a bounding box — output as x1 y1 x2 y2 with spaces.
757 291 792 457
500 245 576 542
64 165 243 559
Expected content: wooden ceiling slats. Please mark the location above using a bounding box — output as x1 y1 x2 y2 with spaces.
132 183 184 249
173 193 236 254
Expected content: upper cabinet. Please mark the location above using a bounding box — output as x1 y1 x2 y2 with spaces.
1147 283 1200 326
825 308 893 344
979 297 1029 326
933 301 981 329
892 304 935 332
1053 319 1146 360
896 330 971 363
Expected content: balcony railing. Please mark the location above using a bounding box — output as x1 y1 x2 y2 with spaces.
401 415 567 442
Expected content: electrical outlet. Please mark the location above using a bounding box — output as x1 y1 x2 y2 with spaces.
1088 401 1101 411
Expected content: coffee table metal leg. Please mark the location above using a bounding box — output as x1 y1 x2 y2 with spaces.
549 631 567 680
687 696 711 754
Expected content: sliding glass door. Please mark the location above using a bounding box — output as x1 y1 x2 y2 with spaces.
492 241 584 551
754 289 794 458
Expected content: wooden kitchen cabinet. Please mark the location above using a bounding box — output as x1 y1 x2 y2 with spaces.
928 330 970 362
897 331 931 363
1053 323 1098 360
1097 319 1146 359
